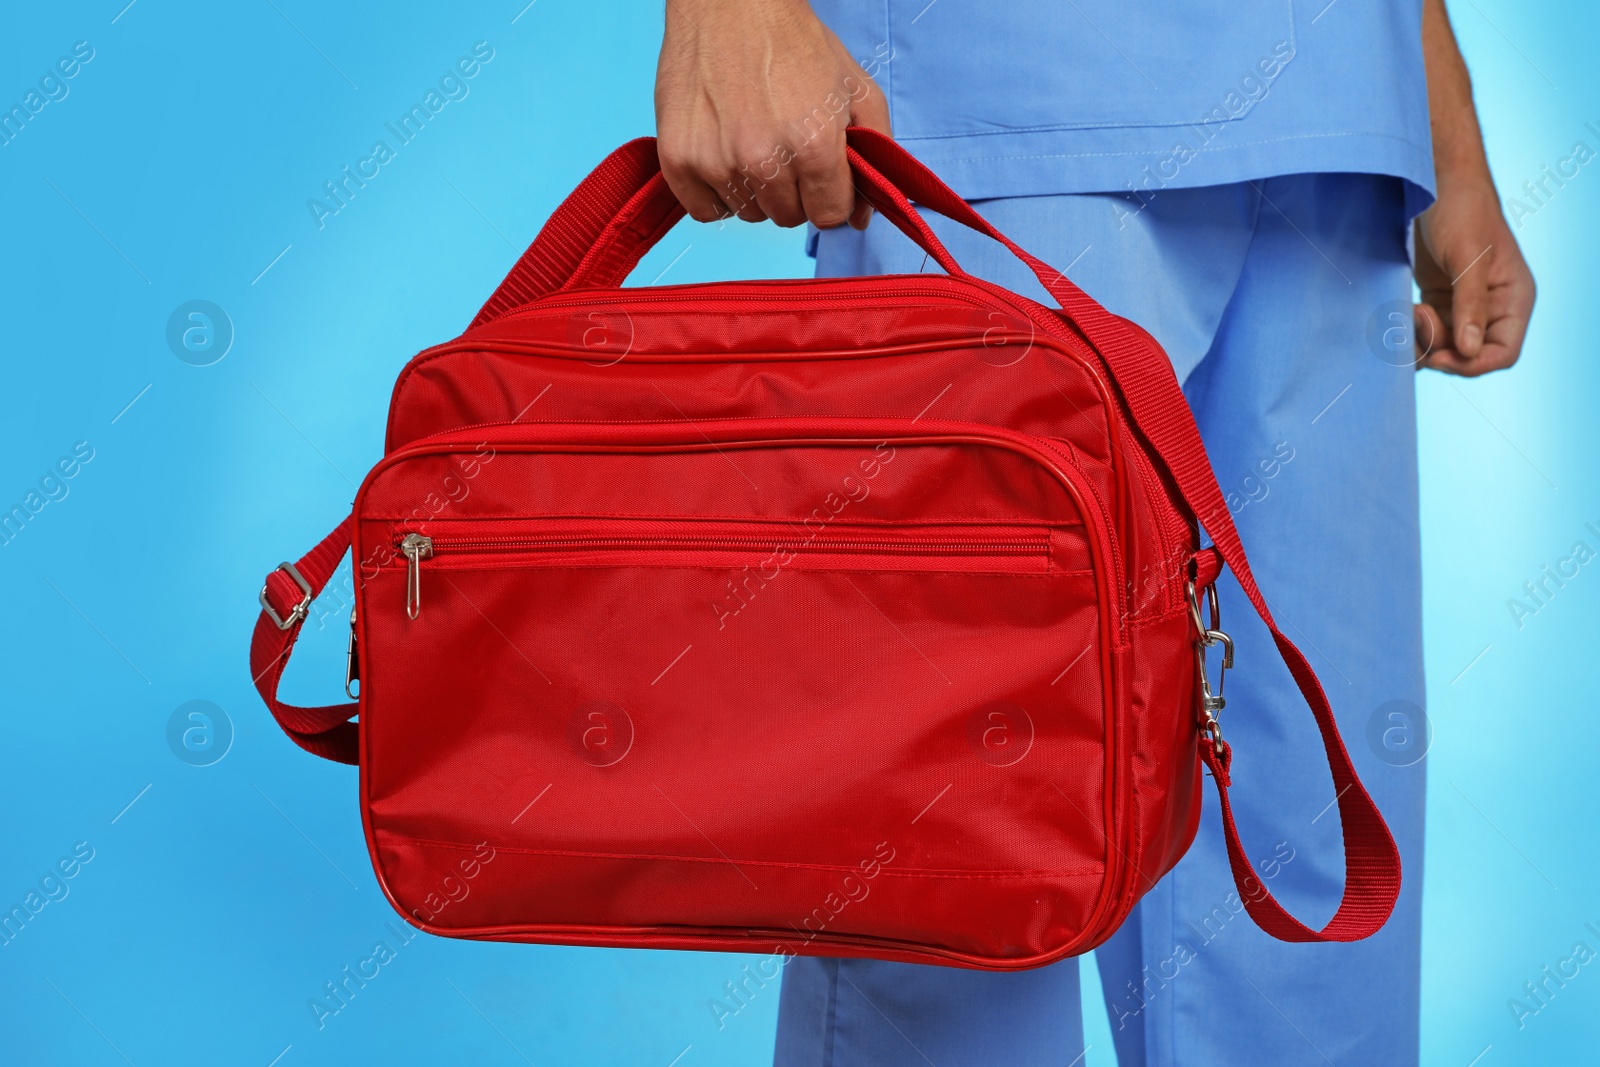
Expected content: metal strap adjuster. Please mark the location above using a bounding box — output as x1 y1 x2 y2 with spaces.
260 562 314 630
1187 578 1234 758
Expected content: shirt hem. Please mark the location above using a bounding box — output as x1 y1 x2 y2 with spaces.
898 129 1437 219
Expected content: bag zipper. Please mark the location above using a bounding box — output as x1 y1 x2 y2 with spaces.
484 276 998 320
365 421 1123 624
400 532 433 620
394 523 1053 621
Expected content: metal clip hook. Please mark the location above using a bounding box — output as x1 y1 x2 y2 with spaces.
344 608 360 700
1187 580 1233 757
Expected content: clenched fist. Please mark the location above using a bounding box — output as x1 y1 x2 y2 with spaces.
655 0 891 229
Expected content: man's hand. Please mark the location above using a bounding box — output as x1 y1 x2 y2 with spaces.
1412 183 1534 375
1414 0 1534 375
654 0 890 229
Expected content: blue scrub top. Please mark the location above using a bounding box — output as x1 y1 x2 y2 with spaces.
811 0 1436 217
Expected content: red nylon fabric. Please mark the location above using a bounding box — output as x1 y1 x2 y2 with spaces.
250 132 1400 963
469 138 667 326
251 517 358 764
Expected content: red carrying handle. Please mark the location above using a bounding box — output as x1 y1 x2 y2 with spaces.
467 134 970 329
261 131 1401 944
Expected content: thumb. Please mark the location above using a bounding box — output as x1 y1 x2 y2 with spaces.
849 75 892 137
844 75 891 230
1449 244 1492 360
1412 301 1445 367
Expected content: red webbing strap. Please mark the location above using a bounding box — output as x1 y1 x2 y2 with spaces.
548 172 688 297
559 156 967 296
250 517 358 765
842 128 1400 941
470 138 666 328
468 138 968 327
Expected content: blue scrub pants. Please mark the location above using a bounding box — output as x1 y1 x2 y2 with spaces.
775 174 1427 1066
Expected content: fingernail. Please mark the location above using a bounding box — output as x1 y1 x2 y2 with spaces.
1461 324 1483 354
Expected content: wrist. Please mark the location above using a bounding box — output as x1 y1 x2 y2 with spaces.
1421 0 1497 203
668 0 811 21
1430 143 1496 205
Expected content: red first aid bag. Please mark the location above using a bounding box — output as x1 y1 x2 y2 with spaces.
251 130 1400 969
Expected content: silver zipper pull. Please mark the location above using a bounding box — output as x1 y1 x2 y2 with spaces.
344 608 360 698
401 533 433 620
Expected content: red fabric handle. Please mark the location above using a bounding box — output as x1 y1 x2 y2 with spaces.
468 135 968 329
471 138 669 327
251 518 358 764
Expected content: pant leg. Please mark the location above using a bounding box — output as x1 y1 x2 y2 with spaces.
778 185 1260 1067
774 957 1085 1067
780 173 1424 1066
1095 173 1426 1067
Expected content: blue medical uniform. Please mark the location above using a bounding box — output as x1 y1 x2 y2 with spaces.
810 0 1432 213
775 3 1435 1065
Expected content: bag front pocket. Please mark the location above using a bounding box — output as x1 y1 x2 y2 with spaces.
353 420 1123 965
391 516 1084 620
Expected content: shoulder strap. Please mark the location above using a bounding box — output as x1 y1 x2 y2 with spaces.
251 518 358 764
841 129 1402 941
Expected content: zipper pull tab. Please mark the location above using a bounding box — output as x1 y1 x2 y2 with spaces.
401 533 433 620
345 608 360 698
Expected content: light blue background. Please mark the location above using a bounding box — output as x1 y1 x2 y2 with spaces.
0 3 1594 1065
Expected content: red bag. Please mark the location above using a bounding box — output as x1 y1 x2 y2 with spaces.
252 130 1399 969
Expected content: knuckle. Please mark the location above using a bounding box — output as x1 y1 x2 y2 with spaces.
791 137 838 170
661 148 729 192
755 191 803 228
655 142 698 179
733 137 778 168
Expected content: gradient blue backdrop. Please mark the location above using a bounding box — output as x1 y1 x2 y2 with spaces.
1 3 1594 1064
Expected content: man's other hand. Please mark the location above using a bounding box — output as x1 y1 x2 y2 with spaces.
1415 0 1535 375
1413 182 1535 375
